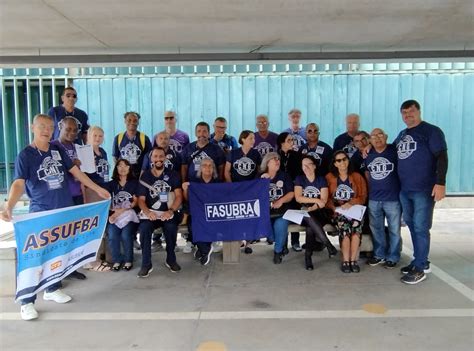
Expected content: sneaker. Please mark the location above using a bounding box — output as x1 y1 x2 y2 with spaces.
273 252 283 264
212 241 223 253
282 246 289 256
151 241 163 253
384 261 397 269
267 239 274 245
400 262 431 274
194 249 202 260
200 246 214 266
133 239 141 250
137 266 153 278
165 262 181 273
20 303 38 321
368 257 385 266
292 243 302 252
244 247 253 254
67 270 87 280
43 289 72 304
401 270 426 285
183 242 193 254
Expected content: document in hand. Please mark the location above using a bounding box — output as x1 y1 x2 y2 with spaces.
75 144 96 173
283 209 310 225
335 205 366 221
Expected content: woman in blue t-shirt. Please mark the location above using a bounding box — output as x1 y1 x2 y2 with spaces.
260 152 295 264
106 159 139 271
224 130 262 182
295 155 338 270
85 126 110 189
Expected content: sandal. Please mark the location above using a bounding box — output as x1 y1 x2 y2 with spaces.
341 261 351 273
92 262 111 272
123 263 133 271
350 261 360 273
112 263 121 271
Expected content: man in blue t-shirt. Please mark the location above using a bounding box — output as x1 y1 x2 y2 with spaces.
298 123 333 177
283 108 306 151
395 100 448 285
333 113 360 158
364 128 402 269
48 86 89 144
1 114 109 321
182 122 226 182
210 117 239 153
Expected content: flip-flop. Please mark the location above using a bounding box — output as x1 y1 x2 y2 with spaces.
123 263 133 271
92 262 111 272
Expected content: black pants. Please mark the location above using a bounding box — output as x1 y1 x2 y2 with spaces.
302 215 332 252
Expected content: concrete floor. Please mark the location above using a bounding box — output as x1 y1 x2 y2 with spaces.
0 208 473 351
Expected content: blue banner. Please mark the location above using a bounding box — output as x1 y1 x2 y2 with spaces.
189 179 271 242
13 200 110 301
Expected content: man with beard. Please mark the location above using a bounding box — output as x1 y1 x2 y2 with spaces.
136 147 183 277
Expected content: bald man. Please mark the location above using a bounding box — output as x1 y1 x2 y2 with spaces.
333 113 360 158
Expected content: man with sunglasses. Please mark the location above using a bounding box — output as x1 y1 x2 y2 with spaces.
163 110 189 155
298 123 333 177
333 113 360 158
48 87 89 144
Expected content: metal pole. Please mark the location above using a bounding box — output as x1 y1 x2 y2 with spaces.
26 79 33 143
13 78 22 153
1 79 12 187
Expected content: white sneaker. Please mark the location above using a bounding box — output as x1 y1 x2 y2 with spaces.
43 289 72 304
212 241 223 253
183 241 193 254
20 303 38 321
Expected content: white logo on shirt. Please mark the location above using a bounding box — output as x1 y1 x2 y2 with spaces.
113 191 133 209
120 142 141 164
343 143 358 158
37 156 64 189
397 135 417 160
233 157 256 176
169 139 183 153
367 157 394 180
334 184 354 201
303 186 321 199
255 142 274 156
96 159 110 182
149 180 171 199
269 183 284 201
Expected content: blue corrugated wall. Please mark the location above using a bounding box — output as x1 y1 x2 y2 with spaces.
72 71 473 194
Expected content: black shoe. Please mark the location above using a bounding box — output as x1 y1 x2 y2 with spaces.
401 262 431 274
368 257 385 266
341 261 351 273
305 254 314 271
292 243 302 252
244 247 253 254
267 239 274 245
401 270 426 284
200 246 214 266
137 266 153 278
68 270 87 280
165 262 181 273
350 261 360 273
384 261 397 269
194 249 202 260
273 252 283 264
282 246 289 256
327 244 337 258
301 243 306 250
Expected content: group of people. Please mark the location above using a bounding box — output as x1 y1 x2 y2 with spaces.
1 86 448 321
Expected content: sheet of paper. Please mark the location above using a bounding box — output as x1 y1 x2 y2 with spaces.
335 204 366 221
282 209 310 225
75 144 96 173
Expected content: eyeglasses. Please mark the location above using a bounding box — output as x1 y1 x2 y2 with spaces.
307 129 319 134
65 94 77 98
370 133 385 139
335 157 348 163
164 116 175 120
256 121 268 125
353 138 366 144
215 125 226 130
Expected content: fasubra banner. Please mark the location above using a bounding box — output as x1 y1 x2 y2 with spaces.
189 179 271 242
13 199 110 301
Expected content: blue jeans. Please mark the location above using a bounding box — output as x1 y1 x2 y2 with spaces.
108 222 137 264
21 281 62 305
368 200 402 262
399 190 435 272
272 216 289 254
138 214 180 268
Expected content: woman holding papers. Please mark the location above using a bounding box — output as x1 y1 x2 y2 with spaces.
260 152 295 264
294 155 337 270
106 159 139 271
326 151 367 273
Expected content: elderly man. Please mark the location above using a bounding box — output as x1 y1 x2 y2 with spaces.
163 110 189 154
396 100 448 284
364 128 401 269
298 122 333 177
254 114 278 156
351 130 370 174
48 86 89 143
210 117 239 153
284 108 306 150
333 113 360 158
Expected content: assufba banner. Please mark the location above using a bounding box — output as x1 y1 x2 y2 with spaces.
13 200 110 302
189 179 271 242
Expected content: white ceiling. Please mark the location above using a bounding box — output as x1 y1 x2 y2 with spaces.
0 0 473 64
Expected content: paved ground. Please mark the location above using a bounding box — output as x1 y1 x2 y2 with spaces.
0 208 473 351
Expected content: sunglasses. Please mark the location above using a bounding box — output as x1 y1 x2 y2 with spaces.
65 94 77 98
307 129 319 134
335 157 348 163
164 116 175 120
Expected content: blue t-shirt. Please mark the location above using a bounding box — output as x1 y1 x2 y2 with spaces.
209 133 239 153
350 150 366 175
106 179 138 210
394 121 447 192
182 141 226 181
14 143 74 212
283 127 306 151
254 131 278 156
298 140 333 177
332 177 355 205
50 140 82 197
141 148 182 173
226 148 262 182
364 144 400 201
48 105 90 142
333 132 358 159
87 147 109 184
269 171 294 202
137 170 181 211
112 131 152 176
294 175 328 200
